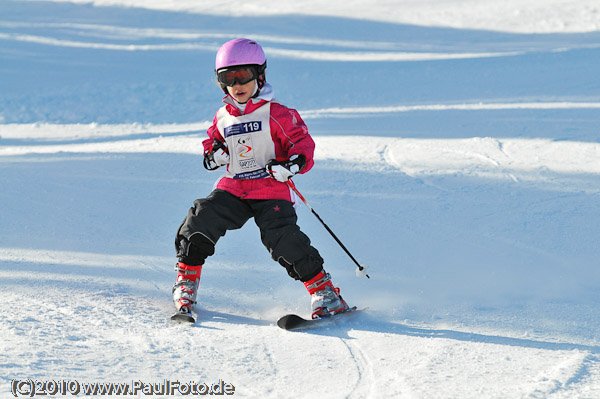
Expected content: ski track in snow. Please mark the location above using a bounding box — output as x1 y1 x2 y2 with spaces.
339 336 375 399
2 1 600 398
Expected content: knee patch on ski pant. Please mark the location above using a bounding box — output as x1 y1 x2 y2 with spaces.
175 234 215 266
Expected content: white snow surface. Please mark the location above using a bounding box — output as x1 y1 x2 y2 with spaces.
27 0 600 33
1 1 600 398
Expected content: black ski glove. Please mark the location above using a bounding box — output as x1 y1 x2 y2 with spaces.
203 139 229 170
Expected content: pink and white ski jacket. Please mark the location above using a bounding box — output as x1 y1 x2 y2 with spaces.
203 84 315 202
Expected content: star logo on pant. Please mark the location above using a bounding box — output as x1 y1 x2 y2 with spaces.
273 205 280 212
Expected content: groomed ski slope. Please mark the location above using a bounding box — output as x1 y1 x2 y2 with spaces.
1 1 600 398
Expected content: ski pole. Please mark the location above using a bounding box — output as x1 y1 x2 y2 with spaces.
287 179 370 279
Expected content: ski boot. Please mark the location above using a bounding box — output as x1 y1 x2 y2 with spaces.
303 270 350 319
172 262 202 318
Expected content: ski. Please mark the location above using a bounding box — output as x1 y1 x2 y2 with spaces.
277 306 361 331
170 309 196 323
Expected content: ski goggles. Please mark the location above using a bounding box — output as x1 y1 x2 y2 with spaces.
216 66 257 87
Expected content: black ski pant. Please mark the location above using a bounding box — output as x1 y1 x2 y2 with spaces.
175 189 323 282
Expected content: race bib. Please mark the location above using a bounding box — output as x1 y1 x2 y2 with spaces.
216 104 275 179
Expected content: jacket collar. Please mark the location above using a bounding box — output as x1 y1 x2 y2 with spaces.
223 83 274 116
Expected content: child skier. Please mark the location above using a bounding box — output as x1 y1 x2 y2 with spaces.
172 38 350 320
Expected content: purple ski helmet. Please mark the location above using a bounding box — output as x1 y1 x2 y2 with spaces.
215 38 267 93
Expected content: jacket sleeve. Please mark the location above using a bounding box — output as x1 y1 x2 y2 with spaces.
202 112 224 153
269 103 315 174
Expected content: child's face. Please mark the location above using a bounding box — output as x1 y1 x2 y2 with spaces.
227 80 256 104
